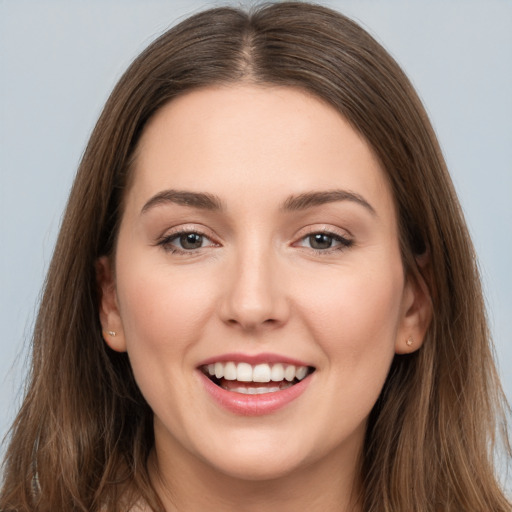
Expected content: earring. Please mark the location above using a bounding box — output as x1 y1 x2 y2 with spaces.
107 330 117 337
406 336 414 347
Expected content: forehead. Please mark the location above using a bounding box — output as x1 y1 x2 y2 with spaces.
127 84 394 218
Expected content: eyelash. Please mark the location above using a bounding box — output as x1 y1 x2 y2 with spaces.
157 229 217 255
295 230 353 254
156 229 353 255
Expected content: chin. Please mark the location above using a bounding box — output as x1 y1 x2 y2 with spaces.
191 428 326 483
208 452 307 482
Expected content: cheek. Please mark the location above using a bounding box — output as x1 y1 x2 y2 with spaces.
113 261 222 430
115 262 218 363
297 259 404 383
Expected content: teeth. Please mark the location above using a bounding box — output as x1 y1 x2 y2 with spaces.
226 383 292 394
204 361 310 383
284 365 296 382
271 363 284 382
237 362 253 382
224 362 237 380
295 366 308 380
253 364 271 382
214 362 224 379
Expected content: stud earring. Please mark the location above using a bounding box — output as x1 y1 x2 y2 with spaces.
107 330 117 337
406 336 414 347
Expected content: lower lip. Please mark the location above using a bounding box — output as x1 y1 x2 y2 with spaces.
198 371 312 416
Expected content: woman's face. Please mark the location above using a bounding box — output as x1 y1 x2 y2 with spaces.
99 85 427 483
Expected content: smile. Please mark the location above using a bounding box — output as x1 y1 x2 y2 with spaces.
201 362 313 395
197 354 315 415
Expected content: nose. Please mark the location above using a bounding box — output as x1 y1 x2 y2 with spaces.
219 246 290 331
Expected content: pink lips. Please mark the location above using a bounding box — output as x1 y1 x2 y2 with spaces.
197 353 313 416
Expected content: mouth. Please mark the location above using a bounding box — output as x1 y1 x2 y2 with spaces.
200 362 315 395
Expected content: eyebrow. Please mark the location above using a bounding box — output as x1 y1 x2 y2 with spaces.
140 188 376 216
141 189 223 214
282 190 376 215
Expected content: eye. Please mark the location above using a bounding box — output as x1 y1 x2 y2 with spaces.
158 231 217 253
296 232 352 252
308 233 336 250
175 232 205 250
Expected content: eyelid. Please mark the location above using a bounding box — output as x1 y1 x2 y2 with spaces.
292 224 352 240
291 225 354 252
155 224 221 254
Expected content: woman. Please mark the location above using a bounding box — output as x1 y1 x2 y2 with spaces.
1 2 510 511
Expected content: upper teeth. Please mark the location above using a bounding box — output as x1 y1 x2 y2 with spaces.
205 362 309 383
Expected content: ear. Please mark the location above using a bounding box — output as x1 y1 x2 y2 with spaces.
395 258 433 355
96 256 127 352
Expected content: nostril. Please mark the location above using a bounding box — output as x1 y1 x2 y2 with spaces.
225 315 283 331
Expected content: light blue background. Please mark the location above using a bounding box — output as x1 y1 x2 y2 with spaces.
1 0 511 485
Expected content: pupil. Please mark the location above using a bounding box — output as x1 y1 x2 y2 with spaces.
310 233 332 250
180 233 202 249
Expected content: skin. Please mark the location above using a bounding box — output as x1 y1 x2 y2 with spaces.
98 84 431 511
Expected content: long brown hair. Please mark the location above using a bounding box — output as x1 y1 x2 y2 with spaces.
1 3 510 511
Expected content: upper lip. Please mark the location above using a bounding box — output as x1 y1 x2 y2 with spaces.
197 352 313 368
